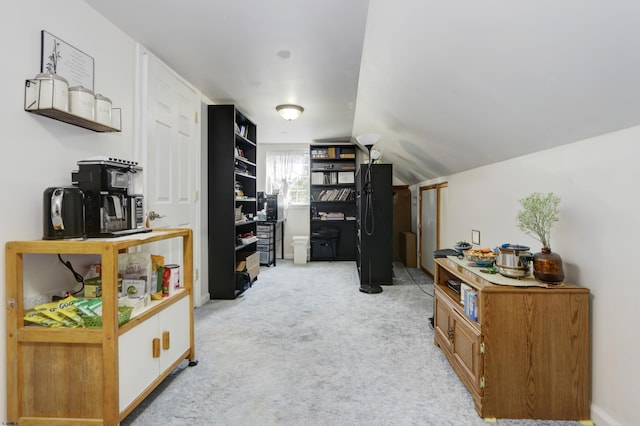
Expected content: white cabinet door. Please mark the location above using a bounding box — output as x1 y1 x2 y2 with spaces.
119 315 160 410
158 296 191 372
118 296 191 411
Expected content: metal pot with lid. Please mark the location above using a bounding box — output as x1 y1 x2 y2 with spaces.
495 244 533 279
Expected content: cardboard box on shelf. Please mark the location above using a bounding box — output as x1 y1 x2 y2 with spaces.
247 264 260 281
237 252 259 269
236 251 260 281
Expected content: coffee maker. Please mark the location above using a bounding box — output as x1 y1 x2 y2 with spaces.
71 157 150 237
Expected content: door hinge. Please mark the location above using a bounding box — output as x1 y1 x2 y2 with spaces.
195 268 199 281
194 111 199 124
480 342 485 355
480 376 485 389
194 190 199 202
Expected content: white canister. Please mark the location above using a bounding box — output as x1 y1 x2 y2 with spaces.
35 72 69 111
94 94 112 126
69 86 95 120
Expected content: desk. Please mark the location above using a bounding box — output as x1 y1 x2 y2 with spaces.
257 219 285 266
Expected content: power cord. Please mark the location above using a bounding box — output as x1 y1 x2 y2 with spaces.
375 191 433 298
397 261 434 298
57 254 85 296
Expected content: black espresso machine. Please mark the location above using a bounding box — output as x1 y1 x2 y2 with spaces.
71 157 150 237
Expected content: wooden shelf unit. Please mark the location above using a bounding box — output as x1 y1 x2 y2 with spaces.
5 228 196 425
433 257 591 421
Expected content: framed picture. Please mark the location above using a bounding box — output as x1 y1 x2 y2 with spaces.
471 229 481 245
41 30 94 90
337 171 354 184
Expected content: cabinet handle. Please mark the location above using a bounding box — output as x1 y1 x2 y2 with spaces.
162 331 170 350
152 338 160 358
448 327 454 343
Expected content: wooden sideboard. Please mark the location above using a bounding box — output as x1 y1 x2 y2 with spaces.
433 257 590 421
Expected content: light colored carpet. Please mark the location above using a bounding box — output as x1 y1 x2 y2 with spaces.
121 260 584 426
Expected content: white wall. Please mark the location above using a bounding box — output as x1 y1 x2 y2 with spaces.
417 126 640 426
0 1 138 420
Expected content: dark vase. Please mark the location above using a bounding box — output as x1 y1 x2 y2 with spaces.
533 247 565 283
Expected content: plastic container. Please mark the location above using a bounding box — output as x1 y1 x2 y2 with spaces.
292 236 309 264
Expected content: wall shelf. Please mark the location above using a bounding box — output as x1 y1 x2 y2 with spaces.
24 79 122 133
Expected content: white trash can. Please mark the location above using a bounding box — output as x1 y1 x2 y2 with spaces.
292 236 309 264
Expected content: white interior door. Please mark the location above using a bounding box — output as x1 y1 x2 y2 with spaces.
136 46 202 304
420 187 438 276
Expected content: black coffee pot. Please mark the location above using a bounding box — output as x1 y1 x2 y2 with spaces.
43 186 86 240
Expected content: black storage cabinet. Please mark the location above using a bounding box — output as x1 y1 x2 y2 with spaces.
356 164 393 285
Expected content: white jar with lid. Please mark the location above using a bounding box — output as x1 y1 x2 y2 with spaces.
34 72 69 111
94 94 112 126
69 86 95 120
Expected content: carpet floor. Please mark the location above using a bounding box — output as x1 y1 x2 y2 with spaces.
121 260 584 426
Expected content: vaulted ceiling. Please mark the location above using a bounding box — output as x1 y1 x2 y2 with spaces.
84 0 640 184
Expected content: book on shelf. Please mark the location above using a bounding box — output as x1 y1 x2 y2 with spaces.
311 172 325 184
310 146 356 160
326 212 345 220
313 188 354 201
319 211 344 220
236 123 250 139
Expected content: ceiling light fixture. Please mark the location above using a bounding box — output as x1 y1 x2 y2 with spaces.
276 104 304 121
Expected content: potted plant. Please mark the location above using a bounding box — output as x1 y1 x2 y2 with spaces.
516 192 564 283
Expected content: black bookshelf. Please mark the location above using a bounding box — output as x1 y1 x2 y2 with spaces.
207 105 258 299
309 144 357 261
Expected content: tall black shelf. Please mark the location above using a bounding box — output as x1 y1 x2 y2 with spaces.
356 163 393 287
309 143 357 261
208 105 258 299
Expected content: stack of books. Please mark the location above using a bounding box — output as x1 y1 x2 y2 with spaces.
313 188 354 201
318 211 345 221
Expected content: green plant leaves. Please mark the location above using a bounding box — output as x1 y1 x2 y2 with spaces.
516 192 560 249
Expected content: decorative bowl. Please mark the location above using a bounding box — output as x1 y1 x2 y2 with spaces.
454 242 472 253
464 249 497 267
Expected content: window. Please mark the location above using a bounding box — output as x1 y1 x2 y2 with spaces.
265 150 309 205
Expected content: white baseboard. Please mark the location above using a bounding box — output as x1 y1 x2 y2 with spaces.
591 403 623 426
195 292 210 307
